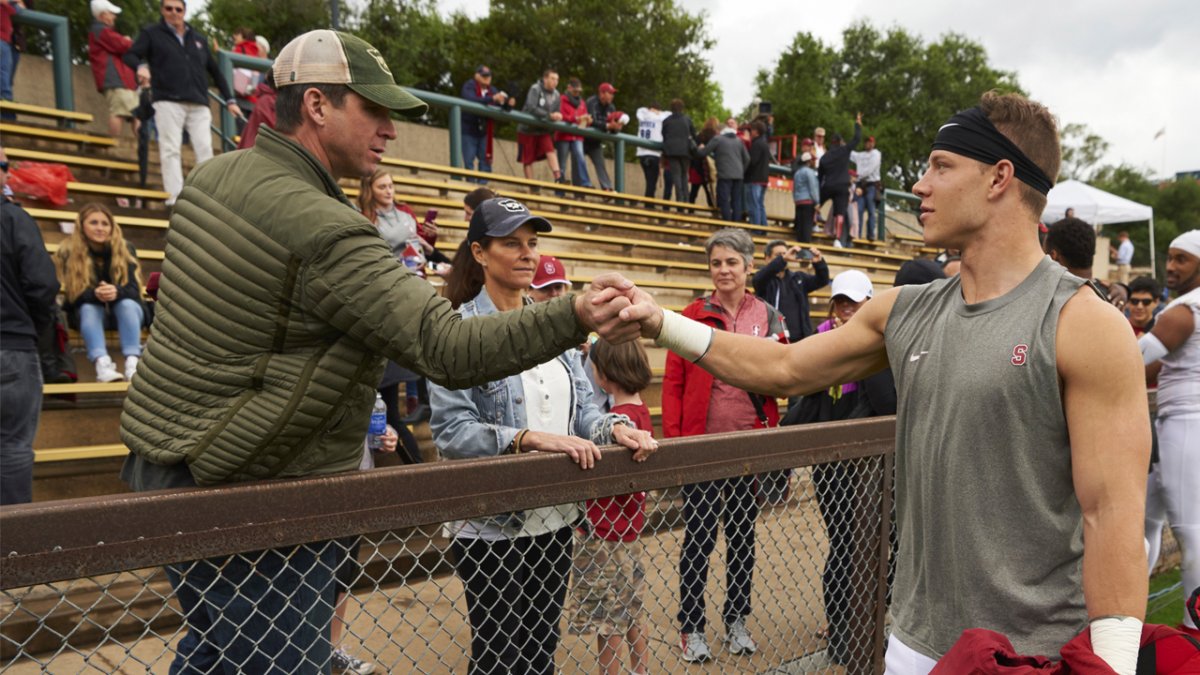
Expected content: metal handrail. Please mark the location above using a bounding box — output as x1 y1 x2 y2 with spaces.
11 10 74 123
881 188 923 240
207 49 793 192
0 418 895 589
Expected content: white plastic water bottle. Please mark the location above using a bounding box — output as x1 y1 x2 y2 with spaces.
367 392 387 450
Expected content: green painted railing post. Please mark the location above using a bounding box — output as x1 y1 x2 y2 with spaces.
215 51 237 152
878 189 888 240
448 105 463 169
12 10 74 125
613 138 625 193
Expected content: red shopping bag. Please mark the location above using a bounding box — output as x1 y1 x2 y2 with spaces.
7 162 76 206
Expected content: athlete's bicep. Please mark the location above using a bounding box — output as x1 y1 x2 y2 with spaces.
777 287 896 395
1149 304 1196 353
1059 291 1150 476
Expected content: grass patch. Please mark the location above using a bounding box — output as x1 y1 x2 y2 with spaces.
1148 567 1183 626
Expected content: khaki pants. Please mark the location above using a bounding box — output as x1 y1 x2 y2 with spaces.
1117 263 1131 284
153 101 213 205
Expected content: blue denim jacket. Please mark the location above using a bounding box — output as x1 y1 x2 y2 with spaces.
429 288 630 536
793 165 819 203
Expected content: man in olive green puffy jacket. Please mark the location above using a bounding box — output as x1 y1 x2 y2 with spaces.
118 30 644 673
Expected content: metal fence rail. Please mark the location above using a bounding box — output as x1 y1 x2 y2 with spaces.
1 419 895 674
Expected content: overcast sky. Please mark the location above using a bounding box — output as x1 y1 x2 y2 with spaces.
439 0 1198 180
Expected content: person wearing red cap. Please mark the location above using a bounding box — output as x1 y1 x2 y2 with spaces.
530 255 570 302
851 135 883 239
555 77 593 188
584 82 624 191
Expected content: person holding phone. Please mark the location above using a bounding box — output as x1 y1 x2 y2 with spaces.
752 240 830 345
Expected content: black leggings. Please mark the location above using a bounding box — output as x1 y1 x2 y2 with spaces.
451 528 574 675
794 202 815 243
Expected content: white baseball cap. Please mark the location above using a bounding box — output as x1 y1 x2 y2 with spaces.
830 270 874 303
91 0 122 17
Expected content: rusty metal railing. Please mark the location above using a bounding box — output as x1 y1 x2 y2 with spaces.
1 418 895 674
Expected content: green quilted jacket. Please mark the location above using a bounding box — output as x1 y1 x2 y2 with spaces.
120 127 587 485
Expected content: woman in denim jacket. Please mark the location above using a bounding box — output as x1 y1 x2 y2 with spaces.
430 197 656 675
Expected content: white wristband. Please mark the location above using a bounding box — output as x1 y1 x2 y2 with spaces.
1090 616 1141 675
656 309 714 363
1139 332 1168 365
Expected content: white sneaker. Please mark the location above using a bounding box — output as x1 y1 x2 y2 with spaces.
94 356 123 382
725 617 757 655
124 356 140 381
331 647 375 674
680 631 713 663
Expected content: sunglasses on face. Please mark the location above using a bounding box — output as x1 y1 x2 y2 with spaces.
1128 298 1155 307
163 5 184 13
0 161 9 171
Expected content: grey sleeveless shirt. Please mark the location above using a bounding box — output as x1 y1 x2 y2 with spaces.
884 256 1087 659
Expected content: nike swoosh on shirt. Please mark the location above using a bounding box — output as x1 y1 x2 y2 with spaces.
909 351 929 362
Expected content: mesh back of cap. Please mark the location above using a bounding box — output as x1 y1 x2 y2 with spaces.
274 30 351 87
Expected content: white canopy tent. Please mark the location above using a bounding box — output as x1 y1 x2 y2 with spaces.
1043 179 1157 272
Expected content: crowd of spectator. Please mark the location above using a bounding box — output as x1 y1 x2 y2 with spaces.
6 9 1200 675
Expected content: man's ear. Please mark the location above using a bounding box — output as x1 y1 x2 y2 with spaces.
302 88 327 128
989 159 1018 200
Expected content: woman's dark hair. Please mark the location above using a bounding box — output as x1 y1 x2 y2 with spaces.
443 239 489 309
590 338 652 395
463 187 496 212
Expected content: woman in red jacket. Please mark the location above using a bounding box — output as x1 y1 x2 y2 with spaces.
554 77 593 188
662 227 786 664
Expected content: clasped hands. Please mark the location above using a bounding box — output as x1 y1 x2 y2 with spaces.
572 273 664 344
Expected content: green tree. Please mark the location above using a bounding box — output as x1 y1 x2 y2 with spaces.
467 0 725 125
753 32 840 147
1059 123 1110 181
1091 163 1184 276
349 0 459 97
199 0 329 51
755 22 1021 189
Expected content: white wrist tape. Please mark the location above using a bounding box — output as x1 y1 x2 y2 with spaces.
1139 332 1168 365
656 309 714 363
1090 616 1141 675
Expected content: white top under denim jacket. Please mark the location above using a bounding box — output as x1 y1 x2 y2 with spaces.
430 288 632 541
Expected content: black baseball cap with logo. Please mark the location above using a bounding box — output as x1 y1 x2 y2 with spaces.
467 198 552 244
273 30 427 117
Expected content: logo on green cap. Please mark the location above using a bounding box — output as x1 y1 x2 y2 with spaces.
366 47 392 77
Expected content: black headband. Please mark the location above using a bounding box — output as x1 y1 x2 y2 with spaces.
931 107 1054 195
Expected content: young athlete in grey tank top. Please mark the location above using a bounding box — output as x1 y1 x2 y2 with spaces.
625 93 1152 674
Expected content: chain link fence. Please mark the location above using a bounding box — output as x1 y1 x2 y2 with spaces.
2 420 895 674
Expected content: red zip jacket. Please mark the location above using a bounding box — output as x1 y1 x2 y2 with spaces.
88 23 137 92
555 94 586 143
661 294 786 439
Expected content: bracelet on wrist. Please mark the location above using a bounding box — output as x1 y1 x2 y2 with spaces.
512 429 529 454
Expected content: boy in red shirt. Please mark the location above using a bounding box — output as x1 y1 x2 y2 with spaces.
568 338 655 675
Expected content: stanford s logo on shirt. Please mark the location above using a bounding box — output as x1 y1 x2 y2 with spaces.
1011 344 1029 366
